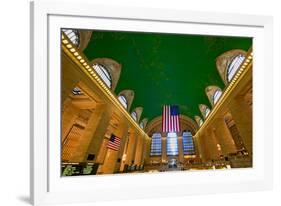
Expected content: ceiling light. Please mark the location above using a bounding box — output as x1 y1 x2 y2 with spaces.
66 44 72 48
62 39 68 44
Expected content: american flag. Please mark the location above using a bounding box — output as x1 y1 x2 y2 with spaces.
107 134 121 151
162 105 180 133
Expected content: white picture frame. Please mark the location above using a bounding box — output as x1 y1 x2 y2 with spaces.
30 0 273 205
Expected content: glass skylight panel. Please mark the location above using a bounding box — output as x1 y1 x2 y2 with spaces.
140 121 144 129
131 111 137 121
205 108 210 117
227 54 245 82
213 90 222 105
118 95 128 109
93 64 112 88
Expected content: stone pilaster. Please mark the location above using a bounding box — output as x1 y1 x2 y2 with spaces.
229 96 252 156
214 117 237 156
178 136 184 163
84 104 113 169
102 120 128 174
161 137 167 163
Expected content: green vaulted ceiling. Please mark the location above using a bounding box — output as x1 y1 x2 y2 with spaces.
83 30 252 122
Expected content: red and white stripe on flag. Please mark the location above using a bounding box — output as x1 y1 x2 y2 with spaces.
107 134 121 151
162 105 180 133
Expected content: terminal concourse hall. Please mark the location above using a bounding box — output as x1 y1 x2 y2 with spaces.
61 29 252 176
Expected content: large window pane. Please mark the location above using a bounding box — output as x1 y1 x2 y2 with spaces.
227 54 245 82
150 133 162 156
93 64 112 88
167 132 178 156
183 132 195 155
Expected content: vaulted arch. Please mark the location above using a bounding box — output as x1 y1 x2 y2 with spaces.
90 58 122 91
131 107 143 123
199 104 211 119
62 29 92 51
79 30 93 51
216 49 247 85
118 90 134 111
145 115 198 136
205 85 223 107
194 115 203 127
140 118 148 130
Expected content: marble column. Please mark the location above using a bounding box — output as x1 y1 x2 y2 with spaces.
141 137 148 166
102 120 129 174
203 128 221 161
134 134 144 168
161 137 167 163
195 133 207 162
214 117 237 156
125 131 137 167
114 121 129 172
192 135 200 159
229 96 252 156
178 136 184 163
144 138 151 165
83 104 113 174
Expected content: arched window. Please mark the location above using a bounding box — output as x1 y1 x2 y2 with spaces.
205 108 210 118
213 90 222 105
199 118 203 126
92 64 112 88
131 111 137 121
118 95 128 109
167 132 178 156
182 132 195 155
195 116 203 127
150 133 162 156
140 121 144 129
62 29 80 46
227 54 245 82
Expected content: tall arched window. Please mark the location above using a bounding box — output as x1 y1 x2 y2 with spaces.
227 54 245 82
92 64 112 88
182 132 195 155
131 111 137 121
140 121 144 129
205 108 210 118
118 95 128 109
195 116 203 127
62 29 80 46
167 132 178 156
150 133 162 156
199 118 203 126
213 90 222 105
